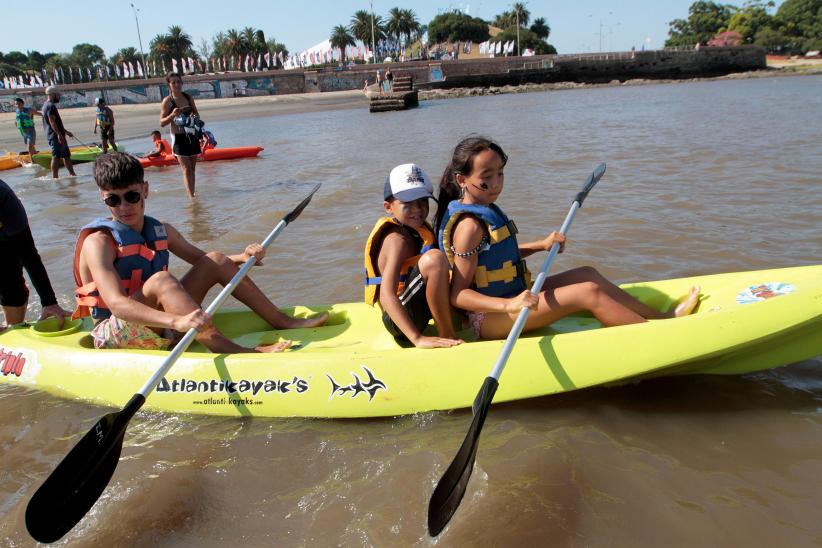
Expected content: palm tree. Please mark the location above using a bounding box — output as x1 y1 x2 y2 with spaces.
350 10 373 43
512 3 531 27
112 47 139 64
166 25 194 60
530 17 550 40
386 7 404 50
330 25 356 62
241 27 258 55
225 29 245 57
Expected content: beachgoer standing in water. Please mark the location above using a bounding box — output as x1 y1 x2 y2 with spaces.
159 73 201 198
13 97 41 157
42 86 76 179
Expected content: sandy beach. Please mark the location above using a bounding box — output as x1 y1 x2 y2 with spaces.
0 90 368 151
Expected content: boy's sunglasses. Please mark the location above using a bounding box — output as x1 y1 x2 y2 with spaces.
103 190 142 207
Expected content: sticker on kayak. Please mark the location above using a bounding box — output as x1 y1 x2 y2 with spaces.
327 366 386 401
736 282 795 304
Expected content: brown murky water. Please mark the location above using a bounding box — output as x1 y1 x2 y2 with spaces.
1 75 821 546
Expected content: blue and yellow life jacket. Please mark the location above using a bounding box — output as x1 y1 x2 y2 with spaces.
438 201 530 298
72 216 170 320
96 107 111 128
363 216 435 306
15 107 35 131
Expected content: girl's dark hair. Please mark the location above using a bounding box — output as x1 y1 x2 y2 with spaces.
435 135 508 233
165 72 181 83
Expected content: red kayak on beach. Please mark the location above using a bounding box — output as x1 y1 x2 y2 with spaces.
139 146 264 167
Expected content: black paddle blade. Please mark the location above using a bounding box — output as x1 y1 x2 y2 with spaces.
428 377 499 537
283 183 321 224
25 394 144 543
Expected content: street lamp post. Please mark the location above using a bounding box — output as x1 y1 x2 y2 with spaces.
516 8 520 56
370 1 377 64
130 3 148 76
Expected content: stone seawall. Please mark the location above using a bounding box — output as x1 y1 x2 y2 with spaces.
0 46 765 112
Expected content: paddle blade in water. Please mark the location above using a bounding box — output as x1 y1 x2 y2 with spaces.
25 394 144 543
428 376 498 536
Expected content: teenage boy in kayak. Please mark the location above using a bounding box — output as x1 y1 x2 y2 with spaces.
73 152 327 353
363 163 463 349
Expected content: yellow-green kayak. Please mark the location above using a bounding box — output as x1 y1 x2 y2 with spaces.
31 145 102 168
1 266 820 418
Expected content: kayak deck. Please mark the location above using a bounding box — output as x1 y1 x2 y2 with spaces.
1 266 820 418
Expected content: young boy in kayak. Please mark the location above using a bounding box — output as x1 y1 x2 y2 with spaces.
146 130 172 159
73 152 327 353
92 97 117 153
364 163 462 349
14 98 41 157
436 136 701 340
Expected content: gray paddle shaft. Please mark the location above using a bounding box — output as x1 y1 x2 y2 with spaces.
137 184 320 398
488 163 605 381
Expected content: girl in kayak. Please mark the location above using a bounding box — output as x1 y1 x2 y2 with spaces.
436 136 700 340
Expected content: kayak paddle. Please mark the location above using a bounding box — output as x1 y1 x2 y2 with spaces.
427 164 606 536
25 183 322 543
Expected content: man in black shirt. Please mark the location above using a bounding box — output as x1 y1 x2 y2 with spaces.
0 179 70 330
42 86 77 179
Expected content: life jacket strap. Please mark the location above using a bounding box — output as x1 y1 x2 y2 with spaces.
474 260 527 288
487 219 518 244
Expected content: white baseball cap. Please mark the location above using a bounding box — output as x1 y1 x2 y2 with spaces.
384 163 435 203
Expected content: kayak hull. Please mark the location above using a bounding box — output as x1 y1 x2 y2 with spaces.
139 146 264 168
1 266 820 418
0 153 30 171
31 146 102 168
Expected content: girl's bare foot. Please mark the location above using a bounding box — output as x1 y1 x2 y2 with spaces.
282 311 329 329
256 340 293 353
674 285 701 317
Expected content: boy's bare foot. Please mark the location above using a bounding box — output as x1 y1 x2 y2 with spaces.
255 340 293 353
674 285 701 317
281 311 329 329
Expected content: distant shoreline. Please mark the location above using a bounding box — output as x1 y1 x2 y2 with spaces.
418 65 822 101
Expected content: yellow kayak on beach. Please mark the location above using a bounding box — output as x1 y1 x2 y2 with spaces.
1 266 820 418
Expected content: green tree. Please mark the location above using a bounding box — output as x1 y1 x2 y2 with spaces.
330 25 356 61
774 0 822 52
530 17 550 39
242 27 259 55
728 0 776 42
225 28 247 56
112 47 139 65
386 7 420 51
512 3 531 27
3 51 28 66
69 43 106 67
167 25 195 59
427 11 490 44
492 27 556 54
754 25 789 50
666 1 737 47
493 11 516 29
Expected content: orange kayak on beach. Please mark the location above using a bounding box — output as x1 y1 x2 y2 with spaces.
139 146 264 168
0 152 32 171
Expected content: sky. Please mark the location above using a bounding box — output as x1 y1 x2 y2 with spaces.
0 0 783 59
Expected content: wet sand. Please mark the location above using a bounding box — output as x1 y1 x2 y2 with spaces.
0 90 368 151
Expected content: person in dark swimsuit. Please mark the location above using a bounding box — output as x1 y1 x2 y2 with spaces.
159 72 202 198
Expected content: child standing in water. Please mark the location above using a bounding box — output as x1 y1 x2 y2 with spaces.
436 136 700 340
